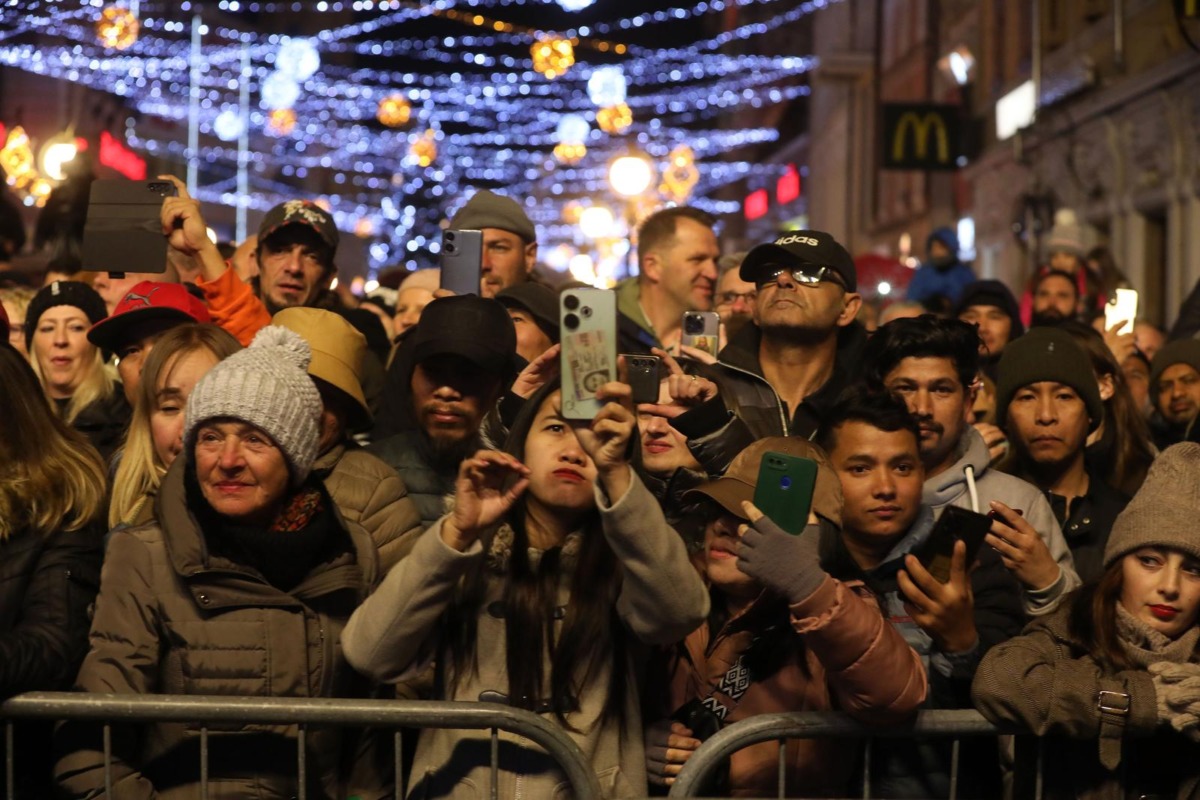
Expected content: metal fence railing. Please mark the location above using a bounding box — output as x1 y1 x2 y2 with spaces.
667 709 1032 800
0 692 603 800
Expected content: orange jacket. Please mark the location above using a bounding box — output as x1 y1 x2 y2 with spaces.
195 267 271 346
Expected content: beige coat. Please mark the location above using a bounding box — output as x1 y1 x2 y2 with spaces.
342 473 710 799
314 442 424 573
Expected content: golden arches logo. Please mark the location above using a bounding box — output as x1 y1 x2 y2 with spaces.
892 112 950 164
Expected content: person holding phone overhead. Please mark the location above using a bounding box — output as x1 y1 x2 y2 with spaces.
815 388 1025 799
447 189 540 298
644 437 926 796
342 375 708 798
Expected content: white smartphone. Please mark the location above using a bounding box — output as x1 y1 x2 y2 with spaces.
559 288 617 420
1105 288 1139 332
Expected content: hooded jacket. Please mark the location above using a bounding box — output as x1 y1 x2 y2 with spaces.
656 575 927 797
906 228 977 309
923 426 1080 615
341 473 709 799
973 602 1200 800
671 320 868 476
55 459 388 800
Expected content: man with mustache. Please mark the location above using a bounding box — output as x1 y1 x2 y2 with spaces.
861 316 1081 616
369 295 518 527
1148 339 1200 448
616 206 721 354
669 230 865 475
995 327 1128 583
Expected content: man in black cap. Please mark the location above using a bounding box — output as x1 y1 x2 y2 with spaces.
495 281 558 363
448 189 538 298
369 295 519 526
954 279 1024 378
669 230 864 474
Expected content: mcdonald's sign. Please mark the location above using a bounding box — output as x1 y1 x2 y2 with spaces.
882 104 962 171
1179 0 1199 18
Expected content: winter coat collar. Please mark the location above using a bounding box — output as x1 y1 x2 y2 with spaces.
922 426 991 508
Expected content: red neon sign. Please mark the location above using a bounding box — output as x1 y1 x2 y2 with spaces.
99 130 146 180
744 188 768 221
777 163 801 205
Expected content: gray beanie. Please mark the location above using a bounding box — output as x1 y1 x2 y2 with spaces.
1104 443 1200 568
449 189 536 243
1150 338 1200 390
184 325 322 486
995 326 1104 433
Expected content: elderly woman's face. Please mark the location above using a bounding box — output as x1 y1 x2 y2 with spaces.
193 419 290 524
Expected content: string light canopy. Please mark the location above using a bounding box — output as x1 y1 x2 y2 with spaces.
0 0 835 275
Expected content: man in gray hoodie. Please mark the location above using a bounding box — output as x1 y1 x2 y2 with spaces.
861 316 1080 616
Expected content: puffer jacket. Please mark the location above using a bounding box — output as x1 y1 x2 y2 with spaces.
54 459 388 800
67 387 131 464
367 429 457 529
973 602 1200 800
923 425 1081 616
656 577 927 797
342 473 709 799
671 320 867 476
314 441 424 572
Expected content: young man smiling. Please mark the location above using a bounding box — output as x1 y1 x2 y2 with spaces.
995 327 1129 583
862 316 1080 616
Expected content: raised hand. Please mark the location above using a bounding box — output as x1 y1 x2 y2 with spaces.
899 540 978 654
442 450 530 551
575 381 636 501
636 346 719 420
985 501 1061 591
511 343 561 400
158 175 214 257
735 501 825 604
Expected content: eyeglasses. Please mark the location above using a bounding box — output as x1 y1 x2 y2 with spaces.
756 265 845 289
715 290 757 305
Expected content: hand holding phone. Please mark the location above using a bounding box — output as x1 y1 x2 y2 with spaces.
624 354 661 404
560 288 617 420
899 543 978 654
441 229 483 296
681 311 720 355
1104 288 1139 334
752 452 818 535
913 505 993 583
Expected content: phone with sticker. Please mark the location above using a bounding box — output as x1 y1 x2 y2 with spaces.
560 288 617 420
681 311 720 355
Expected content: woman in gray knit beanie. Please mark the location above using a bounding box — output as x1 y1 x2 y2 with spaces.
56 325 387 798
973 443 1200 797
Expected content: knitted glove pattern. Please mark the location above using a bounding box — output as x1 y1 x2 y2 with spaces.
736 516 826 604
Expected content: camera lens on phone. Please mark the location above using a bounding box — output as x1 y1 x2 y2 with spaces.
581 306 592 318
563 313 580 330
684 315 702 334
563 294 580 311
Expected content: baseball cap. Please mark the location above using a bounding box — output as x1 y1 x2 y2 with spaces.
739 230 857 292
88 281 211 351
258 200 340 254
686 437 843 528
496 282 559 342
409 295 518 377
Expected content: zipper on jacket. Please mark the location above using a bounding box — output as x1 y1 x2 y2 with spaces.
713 361 790 435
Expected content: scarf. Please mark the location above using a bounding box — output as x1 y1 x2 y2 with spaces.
1116 604 1200 668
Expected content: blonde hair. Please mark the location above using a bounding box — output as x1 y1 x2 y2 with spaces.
109 324 241 527
0 285 36 318
0 344 106 539
31 345 115 424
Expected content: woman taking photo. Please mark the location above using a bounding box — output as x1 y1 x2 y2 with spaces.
108 323 241 528
56 327 386 800
0 342 106 796
974 443 1200 799
342 377 709 798
26 280 129 460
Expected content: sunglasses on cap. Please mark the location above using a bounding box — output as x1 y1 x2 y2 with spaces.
756 264 846 290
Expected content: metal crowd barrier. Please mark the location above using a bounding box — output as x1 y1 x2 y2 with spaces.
0 692 603 800
667 709 1035 800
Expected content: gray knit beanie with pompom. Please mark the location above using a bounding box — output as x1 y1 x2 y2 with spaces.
184 325 322 486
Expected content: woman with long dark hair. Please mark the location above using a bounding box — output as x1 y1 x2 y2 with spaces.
342 377 709 797
0 342 106 795
974 443 1200 799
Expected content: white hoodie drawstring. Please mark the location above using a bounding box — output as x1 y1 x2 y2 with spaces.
964 464 980 513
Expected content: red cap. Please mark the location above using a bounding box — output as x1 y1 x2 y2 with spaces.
88 281 211 351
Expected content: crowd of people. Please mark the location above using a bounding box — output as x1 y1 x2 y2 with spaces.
3 175 1200 800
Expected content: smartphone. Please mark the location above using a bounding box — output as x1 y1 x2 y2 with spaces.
914 505 994 583
81 179 178 275
624 354 661 405
752 451 819 535
560 288 617 420
440 228 483 296
1104 288 1139 333
681 311 720 356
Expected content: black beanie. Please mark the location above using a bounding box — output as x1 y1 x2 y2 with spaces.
995 326 1104 433
25 280 108 352
953 279 1026 340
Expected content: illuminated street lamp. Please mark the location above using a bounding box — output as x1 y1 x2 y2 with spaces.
39 132 79 182
608 153 654 198
578 205 615 239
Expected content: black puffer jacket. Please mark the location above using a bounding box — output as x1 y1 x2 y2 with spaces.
671 321 867 475
64 386 131 464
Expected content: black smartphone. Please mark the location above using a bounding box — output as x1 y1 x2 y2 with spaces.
81 179 178 275
752 451 819 535
681 311 720 355
440 228 483 296
624 353 660 404
914 505 994 583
